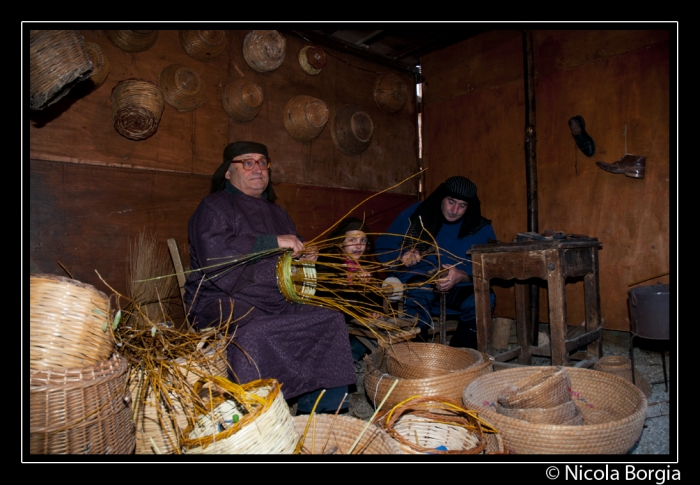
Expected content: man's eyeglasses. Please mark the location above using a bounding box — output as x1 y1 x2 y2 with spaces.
231 158 271 171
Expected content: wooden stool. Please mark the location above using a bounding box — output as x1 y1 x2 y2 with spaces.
468 238 603 366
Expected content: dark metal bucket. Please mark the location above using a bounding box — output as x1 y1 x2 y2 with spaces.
628 283 670 340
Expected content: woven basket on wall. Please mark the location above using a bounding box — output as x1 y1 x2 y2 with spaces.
131 339 230 454
179 30 227 62
330 104 373 156
158 64 204 113
111 79 165 140
294 414 402 455
242 30 286 72
222 78 264 122
29 30 93 111
283 95 329 141
105 30 158 53
373 73 408 113
386 342 484 379
363 347 493 408
29 353 135 454
298 45 327 75
84 41 110 89
30 274 114 371
462 366 648 454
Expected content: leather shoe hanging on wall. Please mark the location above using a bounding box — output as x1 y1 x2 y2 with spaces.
568 115 596 157
596 154 646 179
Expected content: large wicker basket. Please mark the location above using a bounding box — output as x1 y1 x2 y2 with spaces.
158 64 204 113
29 30 93 111
180 377 297 454
294 414 401 454
462 366 648 454
386 342 484 379
373 73 409 113
30 274 114 371
330 104 373 156
242 30 286 72
283 95 329 141
111 79 165 140
222 78 264 122
105 30 158 53
179 30 227 62
363 346 493 408
84 41 110 89
29 353 135 454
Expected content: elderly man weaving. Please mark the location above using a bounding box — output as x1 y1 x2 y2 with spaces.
183 141 355 414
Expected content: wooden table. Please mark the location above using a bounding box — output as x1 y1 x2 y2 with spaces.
346 318 420 351
468 238 603 366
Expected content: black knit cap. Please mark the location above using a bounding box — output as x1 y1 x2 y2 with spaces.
326 217 374 254
444 176 477 200
210 141 276 200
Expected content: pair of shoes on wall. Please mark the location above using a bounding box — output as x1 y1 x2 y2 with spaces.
596 154 646 179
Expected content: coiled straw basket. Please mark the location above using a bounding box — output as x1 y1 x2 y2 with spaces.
242 30 286 72
222 78 264 122
30 274 115 371
387 342 484 379
593 355 652 398
105 30 158 53
29 30 93 111
29 353 135 454
330 104 373 155
373 73 408 113
84 41 110 89
158 64 204 112
111 79 165 140
294 414 401 454
462 366 648 454
283 95 329 141
180 377 298 454
363 344 493 408
179 30 227 62
497 366 572 409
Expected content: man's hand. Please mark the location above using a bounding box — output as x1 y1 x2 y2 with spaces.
401 249 421 267
277 234 305 258
299 246 319 262
435 264 469 292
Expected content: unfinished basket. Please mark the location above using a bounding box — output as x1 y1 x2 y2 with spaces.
330 104 373 155
242 30 286 72
363 347 493 408
105 30 158 53
283 95 329 141
497 366 572 409
29 353 135 454
30 274 114 371
29 30 93 111
222 78 264 122
462 366 648 454
373 73 409 113
298 45 327 75
131 338 230 454
386 342 484 379
294 414 401 454
111 79 165 140
181 377 297 454
84 41 110 89
593 355 652 398
179 30 227 62
158 64 204 112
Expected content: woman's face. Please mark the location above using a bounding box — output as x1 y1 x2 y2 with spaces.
341 230 368 260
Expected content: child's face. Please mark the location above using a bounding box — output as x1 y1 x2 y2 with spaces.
341 230 368 261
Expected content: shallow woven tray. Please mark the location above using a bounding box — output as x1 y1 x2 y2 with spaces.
593 355 652 398
463 366 647 454
29 30 93 111
158 64 204 112
84 41 109 89
222 78 264 122
105 30 158 53
364 347 493 408
30 274 114 371
181 377 297 454
243 30 286 72
386 341 484 379
294 414 402 454
111 79 165 140
29 353 135 454
179 30 227 62
330 104 373 156
497 366 572 409
283 95 329 141
373 73 409 113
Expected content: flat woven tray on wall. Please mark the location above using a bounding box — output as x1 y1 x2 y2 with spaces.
29 353 135 455
294 414 402 455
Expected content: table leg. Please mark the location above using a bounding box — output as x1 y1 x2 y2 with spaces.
546 254 568 366
472 254 492 355
515 282 532 364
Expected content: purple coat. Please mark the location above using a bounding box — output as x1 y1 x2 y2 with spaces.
183 190 355 400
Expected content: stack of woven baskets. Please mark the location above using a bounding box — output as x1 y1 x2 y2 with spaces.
29 274 135 454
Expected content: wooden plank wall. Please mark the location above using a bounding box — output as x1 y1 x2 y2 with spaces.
28 29 419 304
421 29 672 331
